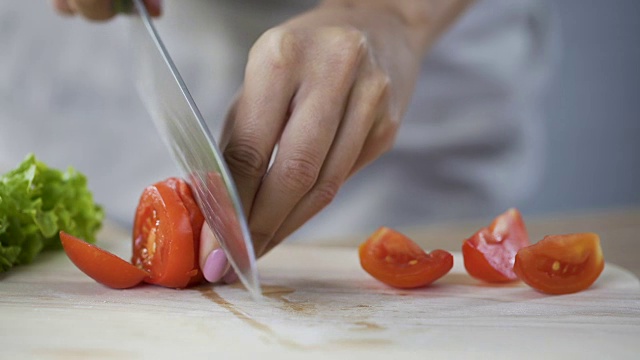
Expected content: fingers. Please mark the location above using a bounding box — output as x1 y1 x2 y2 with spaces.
348 105 397 178
51 0 162 20
68 0 117 21
52 0 75 16
221 28 300 222
199 222 233 283
261 67 392 256
198 222 242 285
248 89 345 255
241 28 367 255
222 25 399 258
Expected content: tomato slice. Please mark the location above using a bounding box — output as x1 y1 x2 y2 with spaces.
60 231 148 289
165 177 205 286
359 227 453 289
132 177 204 288
514 233 604 295
462 208 529 283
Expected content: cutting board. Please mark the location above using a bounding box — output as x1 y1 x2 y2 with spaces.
1 229 639 359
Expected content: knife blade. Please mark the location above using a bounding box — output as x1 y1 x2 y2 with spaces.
128 0 260 299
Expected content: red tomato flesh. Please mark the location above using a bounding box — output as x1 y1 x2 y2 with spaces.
359 227 453 289
60 231 148 289
514 233 604 295
62 177 206 290
132 178 205 288
462 208 530 283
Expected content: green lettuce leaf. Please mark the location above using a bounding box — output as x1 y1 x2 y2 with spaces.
0 154 104 272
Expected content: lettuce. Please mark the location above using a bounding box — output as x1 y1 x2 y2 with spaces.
0 154 104 272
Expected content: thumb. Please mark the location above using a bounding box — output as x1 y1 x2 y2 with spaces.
199 222 230 283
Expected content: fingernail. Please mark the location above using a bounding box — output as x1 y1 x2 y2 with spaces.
223 268 239 284
203 249 228 283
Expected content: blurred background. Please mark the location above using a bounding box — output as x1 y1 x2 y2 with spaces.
0 0 638 229
521 0 640 216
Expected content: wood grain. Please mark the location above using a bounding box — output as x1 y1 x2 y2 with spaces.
1 209 639 359
0 239 638 357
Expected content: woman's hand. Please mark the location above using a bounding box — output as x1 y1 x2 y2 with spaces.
49 0 473 283
216 0 472 261
50 0 161 20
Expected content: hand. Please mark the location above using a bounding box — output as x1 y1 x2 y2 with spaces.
214 1 441 262
48 0 472 283
50 0 162 20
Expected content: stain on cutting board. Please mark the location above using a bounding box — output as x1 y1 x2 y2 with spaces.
351 321 385 331
262 285 318 315
198 286 389 349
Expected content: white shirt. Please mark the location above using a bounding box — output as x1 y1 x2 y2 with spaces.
0 0 556 241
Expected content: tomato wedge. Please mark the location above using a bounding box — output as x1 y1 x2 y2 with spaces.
514 233 604 295
359 227 453 289
60 231 148 289
132 177 205 288
462 208 529 283
61 178 206 289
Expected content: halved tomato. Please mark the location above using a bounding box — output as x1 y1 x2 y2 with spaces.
132 177 205 288
62 178 206 289
359 227 453 289
60 231 148 289
514 233 604 295
462 208 529 283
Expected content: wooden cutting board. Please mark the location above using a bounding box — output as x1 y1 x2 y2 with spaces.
1 228 639 359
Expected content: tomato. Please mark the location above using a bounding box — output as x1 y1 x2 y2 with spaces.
132 177 205 288
60 231 148 289
462 208 529 283
166 177 205 285
61 178 206 289
359 227 453 289
514 233 604 295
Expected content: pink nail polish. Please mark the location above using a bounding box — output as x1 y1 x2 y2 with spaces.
223 268 239 284
203 249 227 283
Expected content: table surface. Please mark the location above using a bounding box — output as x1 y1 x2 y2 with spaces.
1 207 639 359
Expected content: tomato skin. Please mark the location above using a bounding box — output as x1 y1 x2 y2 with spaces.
514 233 604 295
61 177 205 290
60 231 148 289
165 177 205 286
132 178 204 288
462 208 529 283
359 227 453 289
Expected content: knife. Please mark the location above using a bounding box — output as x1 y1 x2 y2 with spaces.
127 0 261 299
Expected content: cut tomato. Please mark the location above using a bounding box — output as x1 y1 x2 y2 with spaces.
61 177 206 289
514 233 604 295
462 208 529 283
359 227 453 289
165 177 205 285
60 231 148 289
132 177 205 288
